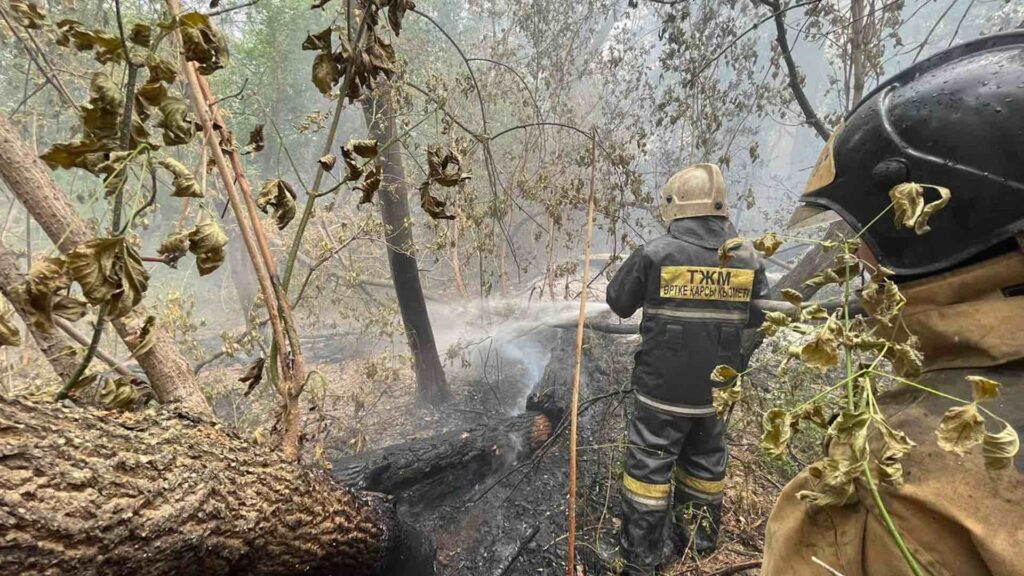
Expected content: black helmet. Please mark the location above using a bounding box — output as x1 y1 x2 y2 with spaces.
789 31 1024 277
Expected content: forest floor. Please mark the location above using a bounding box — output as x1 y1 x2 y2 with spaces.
197 322 807 576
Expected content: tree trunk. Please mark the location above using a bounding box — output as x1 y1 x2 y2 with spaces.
0 243 78 381
362 91 450 406
333 412 552 505
0 398 435 576
0 115 212 417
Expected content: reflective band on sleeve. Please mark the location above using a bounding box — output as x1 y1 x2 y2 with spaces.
622 474 671 509
673 467 725 495
644 306 748 323
635 392 717 416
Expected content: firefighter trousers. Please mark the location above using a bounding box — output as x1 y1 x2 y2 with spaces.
620 403 727 569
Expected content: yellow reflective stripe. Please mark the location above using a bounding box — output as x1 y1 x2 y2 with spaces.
673 468 725 494
622 474 671 500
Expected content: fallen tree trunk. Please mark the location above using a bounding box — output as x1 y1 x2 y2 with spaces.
334 412 553 503
0 398 434 576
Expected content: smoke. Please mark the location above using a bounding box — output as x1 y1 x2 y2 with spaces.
428 298 617 413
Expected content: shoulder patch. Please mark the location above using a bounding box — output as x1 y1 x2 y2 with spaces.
660 266 754 302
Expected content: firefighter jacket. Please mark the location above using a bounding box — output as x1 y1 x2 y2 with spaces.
606 217 769 416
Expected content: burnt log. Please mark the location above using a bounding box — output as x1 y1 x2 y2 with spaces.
0 399 434 576
333 412 553 503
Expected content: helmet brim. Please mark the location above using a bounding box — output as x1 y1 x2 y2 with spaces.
786 204 843 230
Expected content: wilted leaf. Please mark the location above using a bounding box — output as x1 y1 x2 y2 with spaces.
791 403 829 429
886 343 923 379
14 257 86 332
157 231 190 267
158 157 202 198
350 139 379 158
797 455 861 507
983 422 1020 472
713 381 742 418
130 315 157 357
156 94 195 146
339 143 364 182
145 53 178 84
419 181 455 220
301 27 333 52
97 377 141 410
129 23 152 47
874 416 916 487
188 221 228 275
385 0 414 35
753 232 782 257
0 302 22 347
889 182 951 235
861 279 906 328
936 403 985 456
804 253 861 288
426 145 470 187
967 375 1001 402
710 364 739 383
55 19 124 63
781 288 803 307
800 304 829 321
718 237 744 267
311 52 342 94
242 124 265 155
319 153 337 171
9 1 47 29
760 311 790 337
761 408 793 458
800 328 839 370
82 72 123 144
239 356 266 397
66 237 149 320
256 179 297 230
356 166 381 204
177 12 230 75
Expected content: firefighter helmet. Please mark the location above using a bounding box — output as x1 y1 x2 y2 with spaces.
660 163 729 223
789 31 1024 277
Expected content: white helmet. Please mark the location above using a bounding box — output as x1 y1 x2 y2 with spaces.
659 163 729 223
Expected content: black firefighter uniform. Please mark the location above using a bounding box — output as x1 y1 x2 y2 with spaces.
606 216 768 568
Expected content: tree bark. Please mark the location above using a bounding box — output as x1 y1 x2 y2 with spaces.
0 398 435 576
0 115 212 417
362 91 450 406
333 412 552 503
0 243 78 381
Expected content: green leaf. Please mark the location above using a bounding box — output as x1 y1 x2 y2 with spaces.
158 158 202 198
177 12 230 75
936 402 985 456
66 237 149 320
256 179 297 230
188 221 228 276
710 364 739 383
753 232 782 257
983 422 1020 472
967 375 1001 402
760 408 793 459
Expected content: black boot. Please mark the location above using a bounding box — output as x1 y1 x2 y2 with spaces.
673 495 722 555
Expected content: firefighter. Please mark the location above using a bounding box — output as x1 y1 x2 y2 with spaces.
762 31 1024 575
605 163 769 573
